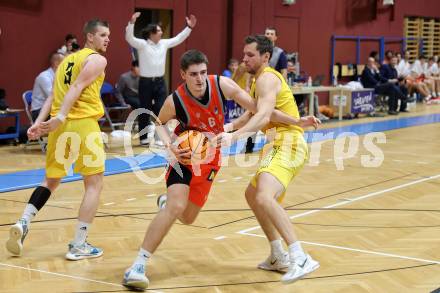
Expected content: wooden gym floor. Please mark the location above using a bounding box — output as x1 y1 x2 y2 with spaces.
0 104 439 292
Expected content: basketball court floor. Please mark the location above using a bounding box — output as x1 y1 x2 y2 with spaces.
0 105 439 292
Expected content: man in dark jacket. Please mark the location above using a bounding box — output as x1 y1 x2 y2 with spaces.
379 55 408 112
361 57 405 115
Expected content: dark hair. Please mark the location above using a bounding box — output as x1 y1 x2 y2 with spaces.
265 26 277 35
83 19 109 37
369 50 378 58
244 35 273 58
419 55 426 60
141 23 160 40
131 60 139 67
385 50 394 57
180 49 209 71
65 34 76 42
228 58 239 66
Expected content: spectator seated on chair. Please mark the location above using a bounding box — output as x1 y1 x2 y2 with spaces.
361 57 404 115
31 52 64 121
379 55 408 112
114 60 140 109
100 82 131 132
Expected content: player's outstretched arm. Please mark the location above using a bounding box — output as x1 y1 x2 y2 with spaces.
219 76 320 129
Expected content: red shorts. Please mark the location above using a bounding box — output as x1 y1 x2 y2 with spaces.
165 162 221 207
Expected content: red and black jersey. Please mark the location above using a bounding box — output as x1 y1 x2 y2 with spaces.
172 75 225 166
173 75 225 136
167 75 225 206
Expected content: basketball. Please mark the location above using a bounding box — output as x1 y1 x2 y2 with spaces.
177 130 209 163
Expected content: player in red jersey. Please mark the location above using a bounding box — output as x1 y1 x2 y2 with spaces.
122 49 320 289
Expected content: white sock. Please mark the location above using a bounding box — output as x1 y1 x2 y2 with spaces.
133 248 151 268
21 204 38 225
288 241 307 263
270 239 284 256
72 221 90 245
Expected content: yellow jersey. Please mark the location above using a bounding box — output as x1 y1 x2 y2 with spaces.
51 48 105 120
250 66 303 143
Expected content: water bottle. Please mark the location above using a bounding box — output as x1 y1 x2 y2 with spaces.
307 76 312 87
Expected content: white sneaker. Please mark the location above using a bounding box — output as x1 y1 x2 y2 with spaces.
6 219 28 256
65 241 103 260
122 264 149 290
140 138 151 146
156 194 167 210
258 252 289 272
281 254 319 284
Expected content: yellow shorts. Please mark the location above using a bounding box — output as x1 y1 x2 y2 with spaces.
251 133 308 202
46 118 105 178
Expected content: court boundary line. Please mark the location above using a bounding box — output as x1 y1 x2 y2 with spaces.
0 261 165 292
0 262 123 287
238 173 440 234
235 172 440 265
239 232 440 265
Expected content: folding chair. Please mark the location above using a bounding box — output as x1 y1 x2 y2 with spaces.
99 81 131 131
22 90 47 152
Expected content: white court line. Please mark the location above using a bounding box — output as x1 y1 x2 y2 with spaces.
233 177 243 180
0 262 165 292
217 179 227 183
146 193 157 197
103 202 114 206
0 262 123 287
238 173 440 235
214 236 227 240
126 198 136 201
240 232 440 265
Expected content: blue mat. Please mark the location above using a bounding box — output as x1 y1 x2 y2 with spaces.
1 113 439 193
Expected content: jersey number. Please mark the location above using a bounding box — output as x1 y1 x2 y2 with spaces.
64 62 75 85
208 117 216 127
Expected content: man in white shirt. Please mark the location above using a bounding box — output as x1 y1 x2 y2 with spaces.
426 57 440 97
31 52 64 121
398 51 431 101
125 12 197 146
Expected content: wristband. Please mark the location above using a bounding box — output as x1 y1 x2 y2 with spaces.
55 113 66 123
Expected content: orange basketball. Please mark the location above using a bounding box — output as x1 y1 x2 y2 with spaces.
319 105 334 119
177 130 209 163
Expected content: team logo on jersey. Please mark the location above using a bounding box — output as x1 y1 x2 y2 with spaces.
207 169 217 181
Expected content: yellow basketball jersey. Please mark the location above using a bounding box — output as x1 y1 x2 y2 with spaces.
250 66 303 140
51 48 105 120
